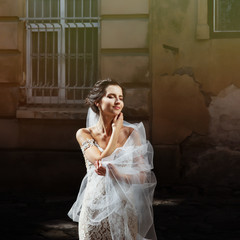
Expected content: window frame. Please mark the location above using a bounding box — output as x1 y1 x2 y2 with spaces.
23 0 100 105
208 0 240 38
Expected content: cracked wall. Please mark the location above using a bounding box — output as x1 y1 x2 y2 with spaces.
209 84 240 148
151 0 240 192
152 73 209 144
151 0 240 145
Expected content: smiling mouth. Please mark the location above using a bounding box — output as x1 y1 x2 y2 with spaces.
113 106 120 110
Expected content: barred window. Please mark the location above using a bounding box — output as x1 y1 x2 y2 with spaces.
24 0 99 105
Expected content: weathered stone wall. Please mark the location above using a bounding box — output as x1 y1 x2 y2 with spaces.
0 0 24 117
151 0 240 194
209 85 240 147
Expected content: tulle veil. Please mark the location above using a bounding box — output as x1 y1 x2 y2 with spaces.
68 108 157 240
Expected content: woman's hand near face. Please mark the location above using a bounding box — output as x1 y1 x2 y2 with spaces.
112 112 123 132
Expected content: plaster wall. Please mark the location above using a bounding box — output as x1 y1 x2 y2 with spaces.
0 0 24 117
0 23 19 49
0 0 24 17
101 55 149 83
151 0 240 143
101 0 149 15
151 0 240 191
101 19 148 49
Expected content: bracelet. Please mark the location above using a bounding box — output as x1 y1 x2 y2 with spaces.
81 139 95 153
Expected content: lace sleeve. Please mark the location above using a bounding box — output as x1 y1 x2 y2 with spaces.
81 139 95 154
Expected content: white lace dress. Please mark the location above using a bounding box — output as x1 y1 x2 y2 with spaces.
78 139 137 239
68 122 157 240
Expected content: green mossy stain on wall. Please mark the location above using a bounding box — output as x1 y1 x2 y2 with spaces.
152 0 190 34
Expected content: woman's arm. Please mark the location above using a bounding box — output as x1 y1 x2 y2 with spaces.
108 162 147 184
76 113 123 165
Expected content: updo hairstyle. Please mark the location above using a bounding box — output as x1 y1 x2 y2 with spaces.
85 78 123 114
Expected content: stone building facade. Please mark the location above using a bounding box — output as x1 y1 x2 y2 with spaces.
0 0 240 196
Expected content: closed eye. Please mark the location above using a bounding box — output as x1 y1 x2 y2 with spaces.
107 94 123 101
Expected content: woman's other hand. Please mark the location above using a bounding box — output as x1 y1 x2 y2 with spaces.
108 163 123 180
94 159 106 176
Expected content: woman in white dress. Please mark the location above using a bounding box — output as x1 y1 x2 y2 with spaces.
68 79 157 240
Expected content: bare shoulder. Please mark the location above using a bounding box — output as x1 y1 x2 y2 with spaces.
76 128 90 137
76 128 92 145
122 126 134 138
123 125 142 145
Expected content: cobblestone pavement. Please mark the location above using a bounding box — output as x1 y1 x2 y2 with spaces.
0 193 239 240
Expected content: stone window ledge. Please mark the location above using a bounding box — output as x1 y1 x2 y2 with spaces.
16 107 88 120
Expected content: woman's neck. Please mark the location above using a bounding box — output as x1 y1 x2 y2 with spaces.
96 112 114 136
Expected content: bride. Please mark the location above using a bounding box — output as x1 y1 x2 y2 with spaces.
68 78 157 240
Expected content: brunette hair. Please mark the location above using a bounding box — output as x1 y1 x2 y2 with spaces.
85 78 123 114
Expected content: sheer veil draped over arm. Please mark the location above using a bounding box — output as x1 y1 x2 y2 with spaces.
68 108 157 240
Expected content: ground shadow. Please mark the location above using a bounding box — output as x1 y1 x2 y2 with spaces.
0 192 239 240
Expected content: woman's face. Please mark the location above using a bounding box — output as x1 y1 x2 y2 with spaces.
97 85 124 116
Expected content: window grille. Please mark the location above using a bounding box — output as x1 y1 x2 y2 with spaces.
22 0 99 105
